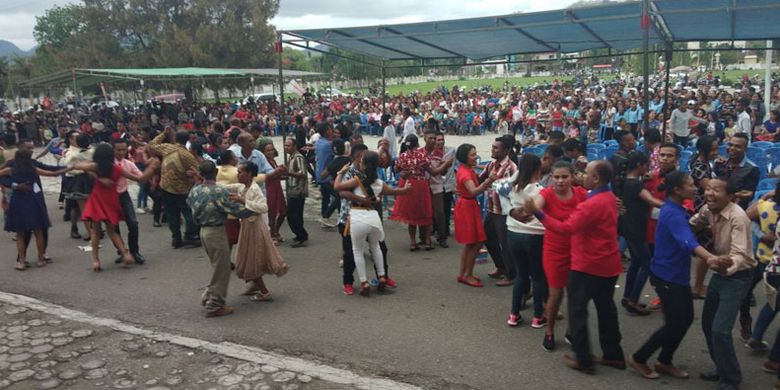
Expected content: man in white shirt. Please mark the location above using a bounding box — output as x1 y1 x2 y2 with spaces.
381 114 398 159
736 98 753 141
669 100 705 147
511 103 524 136
401 107 416 144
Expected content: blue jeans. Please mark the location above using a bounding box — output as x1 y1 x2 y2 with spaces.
622 237 652 303
701 270 753 387
507 231 546 318
752 273 780 341
319 183 339 219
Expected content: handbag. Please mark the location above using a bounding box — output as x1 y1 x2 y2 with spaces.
765 272 779 311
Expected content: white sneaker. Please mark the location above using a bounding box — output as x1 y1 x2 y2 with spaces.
319 217 336 228
135 208 147 214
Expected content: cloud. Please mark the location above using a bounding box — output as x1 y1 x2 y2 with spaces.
0 0 577 51
273 0 575 30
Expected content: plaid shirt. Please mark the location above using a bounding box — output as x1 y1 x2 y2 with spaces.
479 157 517 215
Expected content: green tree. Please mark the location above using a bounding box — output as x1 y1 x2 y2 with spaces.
28 0 281 96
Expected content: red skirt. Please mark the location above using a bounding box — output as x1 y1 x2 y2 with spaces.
390 178 432 226
225 219 241 246
454 197 486 245
81 189 123 225
543 257 571 289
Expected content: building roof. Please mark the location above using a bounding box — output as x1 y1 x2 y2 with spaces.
282 0 780 61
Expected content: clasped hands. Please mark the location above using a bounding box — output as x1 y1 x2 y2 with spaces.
509 197 538 223
705 255 733 275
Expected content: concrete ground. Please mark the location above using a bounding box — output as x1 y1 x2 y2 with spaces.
0 134 777 389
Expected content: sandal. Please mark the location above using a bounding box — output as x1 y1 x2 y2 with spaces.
14 262 26 271
249 291 273 302
424 241 434 251
409 244 420 252
377 276 387 292
92 260 102 272
359 282 371 297
121 253 134 268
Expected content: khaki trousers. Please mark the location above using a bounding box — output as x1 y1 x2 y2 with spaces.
200 226 232 313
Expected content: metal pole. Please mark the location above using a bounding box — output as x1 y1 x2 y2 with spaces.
764 40 773 121
641 0 650 134
381 60 386 114
277 32 287 165
662 45 672 140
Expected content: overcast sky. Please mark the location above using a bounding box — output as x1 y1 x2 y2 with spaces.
0 0 574 51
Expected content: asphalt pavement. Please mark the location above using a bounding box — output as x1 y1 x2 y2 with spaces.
1 143 778 389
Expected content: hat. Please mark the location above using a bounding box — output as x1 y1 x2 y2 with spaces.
687 100 696 105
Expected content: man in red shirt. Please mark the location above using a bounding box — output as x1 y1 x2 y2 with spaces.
527 160 625 374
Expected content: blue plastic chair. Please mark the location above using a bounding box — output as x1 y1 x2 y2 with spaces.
587 143 606 152
759 178 779 191
747 147 768 166
752 141 774 149
604 145 620 159
754 190 771 203
768 147 780 170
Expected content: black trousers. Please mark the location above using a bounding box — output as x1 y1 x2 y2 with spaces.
339 223 388 285
567 270 624 366
633 274 694 364
484 213 514 279
286 196 308 242
443 191 453 237
116 191 139 254
161 190 198 242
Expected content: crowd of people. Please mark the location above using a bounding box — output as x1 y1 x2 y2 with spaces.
2 72 780 389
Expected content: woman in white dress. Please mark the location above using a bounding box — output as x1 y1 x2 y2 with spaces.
334 151 411 296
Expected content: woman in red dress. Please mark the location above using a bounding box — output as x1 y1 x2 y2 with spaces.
454 143 496 287
72 143 136 271
524 161 587 350
259 141 287 244
391 134 451 250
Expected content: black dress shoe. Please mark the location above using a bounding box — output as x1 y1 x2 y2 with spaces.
182 239 201 248
699 370 720 382
172 239 183 249
114 256 123 264
70 230 82 239
133 253 146 265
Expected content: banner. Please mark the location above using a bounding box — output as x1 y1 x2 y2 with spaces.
288 79 306 97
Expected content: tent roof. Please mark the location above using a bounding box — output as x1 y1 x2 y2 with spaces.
281 0 780 61
18 67 324 89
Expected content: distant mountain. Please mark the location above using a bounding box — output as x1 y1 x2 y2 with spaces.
0 40 35 58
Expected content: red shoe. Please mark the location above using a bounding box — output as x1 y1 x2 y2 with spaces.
343 284 354 295
462 277 484 288
385 277 397 288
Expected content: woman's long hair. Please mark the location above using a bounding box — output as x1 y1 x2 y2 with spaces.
93 143 114 178
692 135 716 172
400 134 419 154
513 153 541 191
12 149 33 175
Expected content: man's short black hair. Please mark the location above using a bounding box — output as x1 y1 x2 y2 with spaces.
199 160 217 180
593 160 613 184
544 145 564 159
731 133 749 144
350 143 368 158
175 130 190 145
562 138 582 152
712 175 738 195
659 142 680 156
